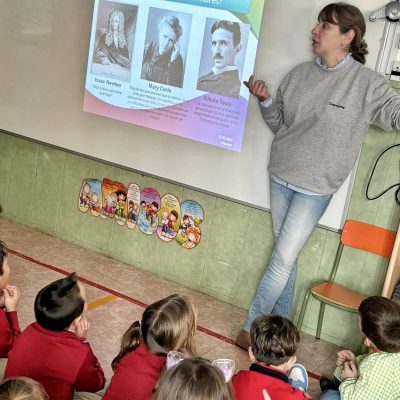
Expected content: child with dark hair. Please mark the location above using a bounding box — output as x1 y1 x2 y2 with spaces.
4 273 105 400
320 296 400 400
103 294 198 400
233 315 310 399
0 241 21 367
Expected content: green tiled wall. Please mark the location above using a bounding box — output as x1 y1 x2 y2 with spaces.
0 127 399 349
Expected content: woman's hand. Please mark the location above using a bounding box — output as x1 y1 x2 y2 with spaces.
243 75 270 101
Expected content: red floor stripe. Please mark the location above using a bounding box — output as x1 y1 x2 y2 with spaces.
8 248 148 308
8 248 320 380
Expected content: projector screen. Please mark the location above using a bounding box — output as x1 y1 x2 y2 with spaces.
0 0 385 231
84 0 263 152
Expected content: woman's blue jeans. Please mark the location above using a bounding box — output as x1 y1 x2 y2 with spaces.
244 178 332 331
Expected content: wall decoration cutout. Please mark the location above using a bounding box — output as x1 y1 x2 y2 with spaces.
138 187 161 235
126 183 140 230
176 200 204 249
78 179 102 217
157 193 181 242
78 179 204 249
100 179 128 226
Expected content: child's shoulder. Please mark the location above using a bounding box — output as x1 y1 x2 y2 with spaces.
233 368 306 399
361 351 400 370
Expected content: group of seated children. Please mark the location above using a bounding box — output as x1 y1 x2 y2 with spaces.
0 238 400 400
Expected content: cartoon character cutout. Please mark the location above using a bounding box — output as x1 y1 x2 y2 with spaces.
78 179 102 215
102 191 118 218
78 182 91 211
156 193 181 242
126 183 141 230
138 187 161 235
90 192 102 216
100 179 127 222
146 201 159 227
175 200 204 249
162 210 179 238
128 200 138 221
114 189 128 226
179 214 193 232
182 226 201 249
160 211 168 233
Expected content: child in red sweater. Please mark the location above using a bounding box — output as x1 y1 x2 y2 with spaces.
233 315 311 400
103 294 198 400
4 273 105 400
0 241 21 378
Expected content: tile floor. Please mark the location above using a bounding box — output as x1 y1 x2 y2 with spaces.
0 218 341 399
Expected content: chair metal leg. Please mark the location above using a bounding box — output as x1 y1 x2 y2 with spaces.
297 289 311 331
316 302 325 339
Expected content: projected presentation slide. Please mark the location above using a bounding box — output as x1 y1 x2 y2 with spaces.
84 0 264 152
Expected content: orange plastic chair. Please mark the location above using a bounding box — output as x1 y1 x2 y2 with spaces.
297 219 397 339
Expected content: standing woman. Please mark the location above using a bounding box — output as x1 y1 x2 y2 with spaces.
236 2 400 349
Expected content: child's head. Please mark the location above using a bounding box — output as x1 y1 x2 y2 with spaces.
169 211 178 222
0 377 48 400
112 294 197 370
116 190 126 201
358 296 400 352
0 240 10 289
34 273 86 331
83 183 91 195
250 315 300 370
185 227 201 246
154 358 234 400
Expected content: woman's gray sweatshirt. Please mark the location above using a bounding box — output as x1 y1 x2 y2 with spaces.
260 57 400 194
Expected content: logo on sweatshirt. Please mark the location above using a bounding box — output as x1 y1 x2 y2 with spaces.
329 101 345 110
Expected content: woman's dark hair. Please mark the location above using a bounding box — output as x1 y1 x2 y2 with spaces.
319 2 368 64
0 240 8 275
34 273 85 331
111 294 197 370
359 296 400 352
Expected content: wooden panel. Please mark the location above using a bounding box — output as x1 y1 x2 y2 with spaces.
381 224 400 298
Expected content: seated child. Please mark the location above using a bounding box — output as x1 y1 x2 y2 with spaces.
0 240 21 359
319 296 400 400
4 273 105 400
0 376 48 400
103 294 198 400
154 357 234 400
233 315 310 399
